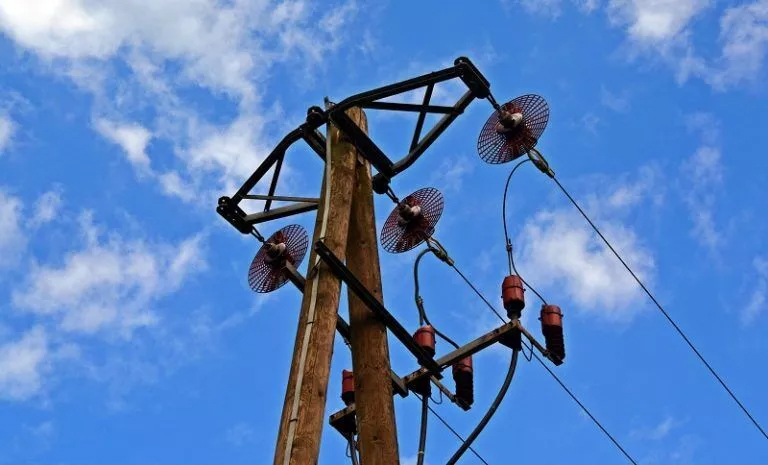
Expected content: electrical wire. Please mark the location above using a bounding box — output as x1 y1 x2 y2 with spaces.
552 175 768 441
416 394 429 465
524 340 638 465
452 259 640 464
502 158 547 305
446 348 520 465
414 247 460 349
413 393 491 465
345 433 360 465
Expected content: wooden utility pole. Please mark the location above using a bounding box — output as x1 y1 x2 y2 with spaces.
346 111 400 464
273 107 362 465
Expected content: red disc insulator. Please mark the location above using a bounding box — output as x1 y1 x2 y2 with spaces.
413 325 436 357
452 356 474 407
540 305 565 365
502 275 525 319
341 369 355 406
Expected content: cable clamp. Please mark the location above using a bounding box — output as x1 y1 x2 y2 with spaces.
527 148 555 178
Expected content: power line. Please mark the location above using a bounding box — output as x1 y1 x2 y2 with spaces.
552 176 768 441
450 262 640 464
524 340 638 465
414 393 491 465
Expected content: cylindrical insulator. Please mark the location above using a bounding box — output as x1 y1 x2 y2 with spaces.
502 275 525 319
341 369 355 406
540 305 565 364
413 325 436 357
452 356 474 407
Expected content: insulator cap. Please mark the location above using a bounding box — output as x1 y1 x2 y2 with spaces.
452 356 474 407
341 369 355 406
413 325 436 357
502 275 525 319
540 305 565 365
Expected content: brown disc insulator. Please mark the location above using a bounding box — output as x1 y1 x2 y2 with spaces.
413 325 436 357
341 369 355 406
477 94 550 164
502 275 526 320
381 187 444 254
452 356 474 408
247 224 309 293
540 305 565 365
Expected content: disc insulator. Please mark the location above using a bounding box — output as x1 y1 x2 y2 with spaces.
477 94 550 164
381 187 444 254
247 224 309 293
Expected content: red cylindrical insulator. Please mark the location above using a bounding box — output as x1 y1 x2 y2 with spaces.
452 356 474 407
413 325 436 357
502 275 525 319
540 305 565 364
341 369 355 406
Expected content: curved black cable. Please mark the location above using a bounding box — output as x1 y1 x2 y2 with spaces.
416 394 429 465
345 433 359 465
414 246 460 349
413 393 491 465
446 348 520 465
552 175 768 441
502 158 547 305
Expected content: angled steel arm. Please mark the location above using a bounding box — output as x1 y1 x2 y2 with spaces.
314 240 442 375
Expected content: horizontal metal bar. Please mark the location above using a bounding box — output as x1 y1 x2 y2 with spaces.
283 262 306 291
243 202 318 225
361 101 457 114
332 66 463 113
330 111 395 178
314 240 441 375
243 194 320 204
403 321 518 388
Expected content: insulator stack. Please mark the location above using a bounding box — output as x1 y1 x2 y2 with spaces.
502 275 525 319
341 370 355 406
413 325 436 357
452 356 474 407
540 305 565 365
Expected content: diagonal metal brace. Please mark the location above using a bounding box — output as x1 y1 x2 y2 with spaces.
314 240 442 375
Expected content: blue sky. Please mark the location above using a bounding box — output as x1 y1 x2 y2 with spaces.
0 0 767 464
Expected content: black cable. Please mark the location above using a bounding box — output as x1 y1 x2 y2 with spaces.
502 158 547 305
524 340 638 465
450 263 506 323
552 176 768 441
414 247 460 349
446 349 520 465
453 261 640 464
413 393 491 465
416 394 429 465
345 433 359 465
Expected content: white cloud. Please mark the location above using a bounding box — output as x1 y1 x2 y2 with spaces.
0 327 49 401
607 0 711 45
600 86 631 112
517 209 653 321
224 422 257 447
0 188 26 267
13 212 207 337
0 113 14 153
708 0 768 88
680 145 722 251
94 119 153 174
631 416 683 440
429 155 474 193
29 188 63 228
742 257 768 324
515 169 657 321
